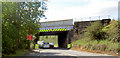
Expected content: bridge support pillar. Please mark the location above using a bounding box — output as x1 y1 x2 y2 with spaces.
58 31 73 48
58 31 67 48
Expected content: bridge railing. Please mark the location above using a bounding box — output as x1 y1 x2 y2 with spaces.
74 15 110 22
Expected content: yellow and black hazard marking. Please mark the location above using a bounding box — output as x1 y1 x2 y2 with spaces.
39 28 67 32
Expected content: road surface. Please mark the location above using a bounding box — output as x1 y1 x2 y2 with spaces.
25 48 113 56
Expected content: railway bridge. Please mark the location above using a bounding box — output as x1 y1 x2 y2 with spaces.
36 19 111 48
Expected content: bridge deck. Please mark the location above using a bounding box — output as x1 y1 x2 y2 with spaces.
39 19 74 32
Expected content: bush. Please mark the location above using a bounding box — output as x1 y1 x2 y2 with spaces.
102 19 118 42
84 21 106 40
72 19 119 53
72 37 90 46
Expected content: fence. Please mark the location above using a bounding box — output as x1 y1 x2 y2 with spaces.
74 15 110 22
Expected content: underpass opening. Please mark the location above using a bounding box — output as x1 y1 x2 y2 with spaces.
38 31 72 49
38 19 73 49
39 35 58 48
58 31 69 48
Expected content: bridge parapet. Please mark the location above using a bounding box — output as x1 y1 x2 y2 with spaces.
39 19 74 32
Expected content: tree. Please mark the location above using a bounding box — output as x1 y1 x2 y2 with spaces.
84 21 105 40
102 19 118 42
2 2 47 55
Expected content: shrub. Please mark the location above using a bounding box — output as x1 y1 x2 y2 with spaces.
84 21 106 40
102 19 118 42
72 19 119 53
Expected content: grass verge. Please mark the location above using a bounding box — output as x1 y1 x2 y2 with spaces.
72 38 118 55
7 49 29 56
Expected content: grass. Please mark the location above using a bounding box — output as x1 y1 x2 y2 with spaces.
7 49 29 56
72 37 90 46
0 53 1 56
39 35 58 45
72 38 118 52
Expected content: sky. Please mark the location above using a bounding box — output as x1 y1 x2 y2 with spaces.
40 0 118 22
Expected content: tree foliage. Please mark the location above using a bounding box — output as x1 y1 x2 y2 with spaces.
83 19 119 42
2 2 47 55
102 19 118 42
84 21 106 40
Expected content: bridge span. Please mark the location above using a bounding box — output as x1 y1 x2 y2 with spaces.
35 19 111 48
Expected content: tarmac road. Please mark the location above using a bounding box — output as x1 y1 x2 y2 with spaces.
25 48 113 56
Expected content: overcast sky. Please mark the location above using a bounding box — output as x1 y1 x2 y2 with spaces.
40 0 118 22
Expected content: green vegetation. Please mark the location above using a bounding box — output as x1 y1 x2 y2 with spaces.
2 2 47 55
72 37 90 46
39 35 58 45
30 42 35 49
7 49 29 56
73 38 118 52
102 19 118 42
72 19 119 53
29 35 58 49
83 21 106 40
